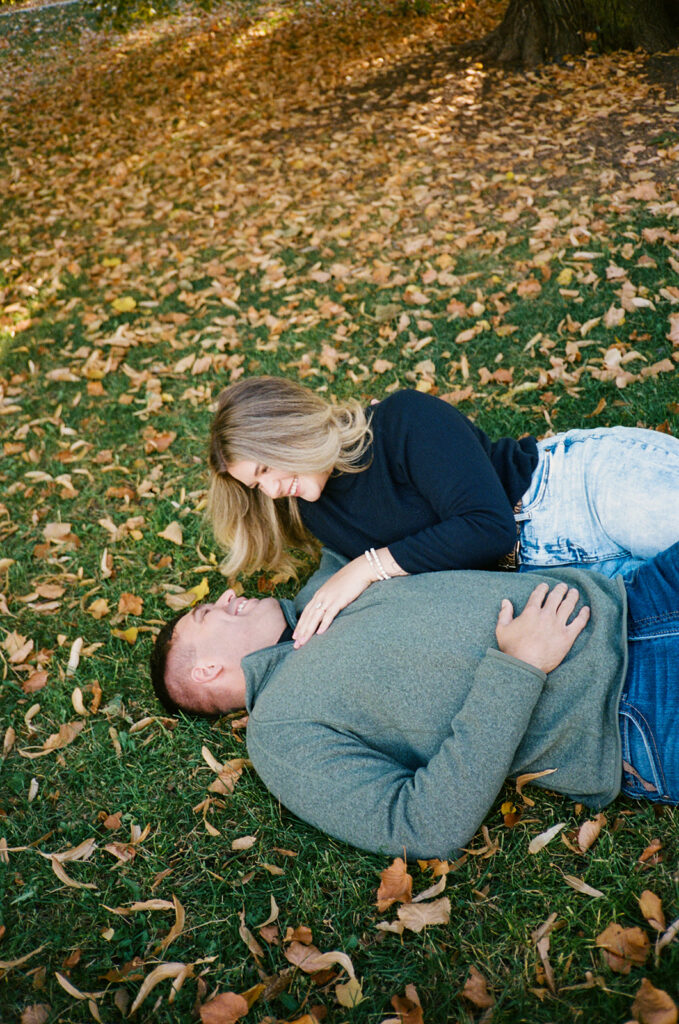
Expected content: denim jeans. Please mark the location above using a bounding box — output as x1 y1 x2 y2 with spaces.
618 541 679 802
517 427 679 581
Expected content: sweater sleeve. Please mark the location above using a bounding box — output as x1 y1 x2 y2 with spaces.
381 393 518 573
247 649 546 859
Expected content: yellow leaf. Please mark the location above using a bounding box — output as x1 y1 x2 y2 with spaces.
189 576 210 602
111 296 136 313
557 268 574 286
335 976 364 1008
87 598 110 620
101 257 122 267
112 626 138 645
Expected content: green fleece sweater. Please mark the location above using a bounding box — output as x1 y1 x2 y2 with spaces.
244 551 628 859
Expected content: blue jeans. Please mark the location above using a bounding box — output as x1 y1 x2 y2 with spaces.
517 427 679 581
618 541 679 802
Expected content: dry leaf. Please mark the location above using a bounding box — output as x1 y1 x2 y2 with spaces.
578 813 606 852
239 910 264 961
390 985 424 1024
376 856 413 911
284 941 355 979
199 992 249 1024
528 822 565 853
231 835 257 851
397 896 451 933
118 592 143 616
639 890 666 932
87 598 110 620
158 521 183 545
631 977 678 1024
595 922 650 974
19 721 85 759
515 768 556 806
336 976 365 1008
461 965 495 1008
20 1006 51 1024
130 963 194 1014
562 875 604 898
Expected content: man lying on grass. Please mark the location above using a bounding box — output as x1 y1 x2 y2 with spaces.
149 545 679 859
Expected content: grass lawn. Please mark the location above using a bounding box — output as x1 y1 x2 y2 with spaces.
1 0 679 1020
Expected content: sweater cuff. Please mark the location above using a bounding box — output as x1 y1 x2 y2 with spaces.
486 647 547 684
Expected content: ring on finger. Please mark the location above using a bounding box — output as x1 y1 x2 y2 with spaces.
315 601 325 610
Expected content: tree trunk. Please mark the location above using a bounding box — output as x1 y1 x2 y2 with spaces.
482 0 679 66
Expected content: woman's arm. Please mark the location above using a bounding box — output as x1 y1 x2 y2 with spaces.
293 547 406 647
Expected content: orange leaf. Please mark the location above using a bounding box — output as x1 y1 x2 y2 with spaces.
199 992 249 1024
595 923 650 974
639 890 666 932
461 965 495 1009
631 977 678 1024
376 857 412 912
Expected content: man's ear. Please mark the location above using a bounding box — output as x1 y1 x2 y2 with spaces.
191 663 223 684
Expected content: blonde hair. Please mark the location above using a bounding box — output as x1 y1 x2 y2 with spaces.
208 376 372 578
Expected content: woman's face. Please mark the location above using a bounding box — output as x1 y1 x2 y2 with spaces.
227 460 330 503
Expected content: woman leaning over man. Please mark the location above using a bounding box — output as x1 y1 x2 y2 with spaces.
207 376 679 647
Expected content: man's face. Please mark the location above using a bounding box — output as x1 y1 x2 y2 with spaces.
169 589 286 713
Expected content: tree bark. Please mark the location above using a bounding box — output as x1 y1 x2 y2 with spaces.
482 0 679 66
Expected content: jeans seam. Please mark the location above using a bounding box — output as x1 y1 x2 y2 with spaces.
618 698 668 798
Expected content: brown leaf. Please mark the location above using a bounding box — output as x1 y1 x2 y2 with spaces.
631 977 678 1024
639 890 666 932
199 992 249 1024
639 839 663 863
87 598 110 620
284 942 355 979
19 721 85 759
376 856 413 911
21 1006 51 1024
118 593 143 616
595 923 650 974
390 985 424 1024
461 965 495 1008
515 768 556 806
284 925 313 945
577 813 606 853
397 897 450 933
23 670 48 694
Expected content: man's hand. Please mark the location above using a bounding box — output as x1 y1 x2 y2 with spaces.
293 556 376 649
495 582 590 673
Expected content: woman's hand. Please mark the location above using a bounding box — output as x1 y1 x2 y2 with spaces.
293 556 377 648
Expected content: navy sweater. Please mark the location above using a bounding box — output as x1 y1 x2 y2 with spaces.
298 390 538 574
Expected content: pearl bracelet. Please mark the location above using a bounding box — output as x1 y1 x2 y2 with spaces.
365 547 390 581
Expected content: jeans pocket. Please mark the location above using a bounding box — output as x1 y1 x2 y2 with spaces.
618 699 666 800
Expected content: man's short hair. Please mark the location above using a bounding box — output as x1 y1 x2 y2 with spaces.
149 612 187 715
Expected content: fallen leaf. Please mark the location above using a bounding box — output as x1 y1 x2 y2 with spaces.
284 941 355 980
562 875 604 898
631 977 678 1024
578 813 606 852
639 890 666 932
336 976 365 1008
528 822 565 853
390 985 424 1024
118 592 143 616
397 896 451 933
595 922 650 974
515 768 556 806
376 856 413 911
199 992 249 1024
158 521 183 545
130 963 194 1014
87 598 110 620
20 1005 51 1024
462 965 495 1008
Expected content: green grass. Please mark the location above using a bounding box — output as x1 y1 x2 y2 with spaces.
1 0 679 1020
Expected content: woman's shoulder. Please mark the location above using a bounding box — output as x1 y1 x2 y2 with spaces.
371 388 468 430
